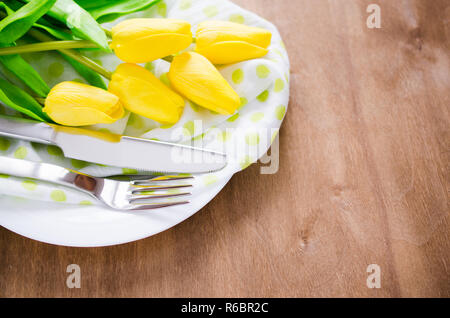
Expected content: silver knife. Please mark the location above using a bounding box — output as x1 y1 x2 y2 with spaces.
0 115 227 174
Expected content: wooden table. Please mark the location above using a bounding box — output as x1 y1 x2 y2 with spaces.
0 0 448 297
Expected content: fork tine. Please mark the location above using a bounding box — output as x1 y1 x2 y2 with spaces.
129 201 190 210
131 184 193 194
129 192 191 203
132 176 194 185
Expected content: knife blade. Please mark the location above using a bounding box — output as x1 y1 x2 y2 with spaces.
0 115 227 174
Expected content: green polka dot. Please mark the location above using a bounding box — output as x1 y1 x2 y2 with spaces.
157 2 167 16
160 123 175 129
179 0 191 10
274 78 285 92
14 146 27 159
0 137 11 151
183 121 195 137
47 145 63 156
167 189 182 194
145 62 154 72
203 5 218 17
251 112 264 123
160 72 170 87
92 59 103 66
218 131 232 142
274 48 283 57
48 62 64 77
192 133 205 141
98 128 111 134
238 97 248 110
138 190 156 195
128 114 144 129
122 168 138 175
257 90 269 102
79 200 93 206
229 14 245 24
232 69 244 84
203 175 218 186
50 190 66 202
71 159 89 170
190 102 200 112
275 105 286 120
209 110 220 115
71 78 84 83
227 113 239 122
245 133 260 146
0 174 9 178
271 130 279 143
240 156 254 170
22 180 37 191
256 65 270 78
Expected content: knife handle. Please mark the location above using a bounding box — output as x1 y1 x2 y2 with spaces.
0 115 54 145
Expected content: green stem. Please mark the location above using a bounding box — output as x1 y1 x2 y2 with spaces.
35 97 46 105
0 40 98 56
101 26 112 38
26 28 112 80
63 49 112 80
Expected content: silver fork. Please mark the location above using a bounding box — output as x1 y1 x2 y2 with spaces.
0 156 192 210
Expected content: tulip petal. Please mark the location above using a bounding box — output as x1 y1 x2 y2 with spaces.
109 64 185 124
112 33 192 63
43 81 124 126
111 18 193 63
196 41 269 65
45 106 124 126
168 52 240 115
196 21 271 49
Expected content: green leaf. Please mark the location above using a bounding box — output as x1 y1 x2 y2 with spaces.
73 0 116 10
0 2 13 15
34 21 76 41
62 53 106 89
75 0 161 23
24 0 110 50
0 43 50 98
0 0 56 43
0 2 50 97
0 77 52 122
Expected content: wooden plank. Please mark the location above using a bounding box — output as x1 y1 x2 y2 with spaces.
0 0 448 297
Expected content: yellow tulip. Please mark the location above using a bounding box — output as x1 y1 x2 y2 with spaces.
108 63 185 124
168 52 240 115
110 18 193 63
43 81 124 126
195 21 272 64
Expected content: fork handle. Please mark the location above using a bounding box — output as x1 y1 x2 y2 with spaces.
0 156 99 196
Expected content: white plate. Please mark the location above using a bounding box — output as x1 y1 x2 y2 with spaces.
0 0 289 247
0 167 234 247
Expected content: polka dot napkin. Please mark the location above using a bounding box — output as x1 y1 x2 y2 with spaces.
0 0 290 206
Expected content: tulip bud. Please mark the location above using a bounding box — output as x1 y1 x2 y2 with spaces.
110 18 193 63
168 52 240 115
195 21 272 65
43 81 124 126
109 63 185 124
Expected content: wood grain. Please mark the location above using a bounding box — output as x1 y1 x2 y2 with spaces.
0 0 448 297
